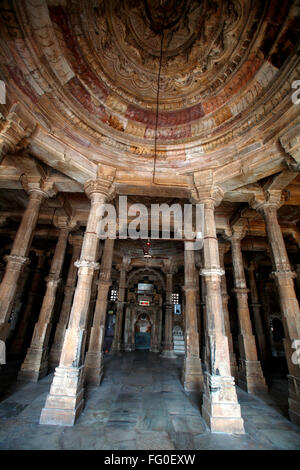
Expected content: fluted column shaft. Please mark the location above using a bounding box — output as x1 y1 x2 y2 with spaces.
85 238 115 384
19 226 70 381
0 191 47 341
200 196 244 434
182 242 203 391
49 239 82 369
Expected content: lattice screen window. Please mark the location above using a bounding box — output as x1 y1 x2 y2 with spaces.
110 289 118 301
172 293 179 304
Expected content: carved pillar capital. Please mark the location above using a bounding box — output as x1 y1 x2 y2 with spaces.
116 256 132 273
44 275 61 287
250 189 285 213
192 169 224 206
84 164 116 201
74 260 100 270
69 234 83 248
54 215 79 232
218 241 230 263
162 259 178 277
4 254 30 267
200 267 225 277
279 122 300 172
21 174 57 200
0 103 36 160
270 270 297 281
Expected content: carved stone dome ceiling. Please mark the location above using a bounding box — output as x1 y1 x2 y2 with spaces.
0 0 299 174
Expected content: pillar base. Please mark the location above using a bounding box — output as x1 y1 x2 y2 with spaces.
288 374 300 425
201 372 245 434
230 355 239 380
110 342 122 354
18 348 48 382
9 338 25 356
48 348 62 371
40 365 85 426
0 322 10 343
84 352 104 386
237 359 268 394
109 348 122 355
160 349 177 359
182 356 203 391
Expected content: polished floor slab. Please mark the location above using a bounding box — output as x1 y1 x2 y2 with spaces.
0 352 299 450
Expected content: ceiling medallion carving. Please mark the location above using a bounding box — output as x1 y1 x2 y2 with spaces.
90 0 244 106
0 0 298 165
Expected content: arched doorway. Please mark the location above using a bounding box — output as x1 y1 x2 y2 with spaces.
135 313 152 350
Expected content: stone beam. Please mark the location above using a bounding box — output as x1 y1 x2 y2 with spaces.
263 170 298 192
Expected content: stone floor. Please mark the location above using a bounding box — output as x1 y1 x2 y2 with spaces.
0 352 299 450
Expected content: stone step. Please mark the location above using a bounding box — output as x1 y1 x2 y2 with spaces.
173 330 185 355
174 341 184 347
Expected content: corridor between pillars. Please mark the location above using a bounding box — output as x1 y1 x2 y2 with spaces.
218 242 238 379
182 242 203 391
161 265 177 359
19 217 78 382
110 257 131 353
225 224 267 394
49 235 83 370
85 238 115 385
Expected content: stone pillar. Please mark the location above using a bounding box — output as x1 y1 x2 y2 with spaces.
10 251 46 355
85 238 115 385
247 261 268 363
194 171 244 433
251 189 300 425
0 178 54 342
295 264 300 300
158 299 163 352
110 258 130 353
161 267 177 358
195 253 202 356
124 304 134 352
150 302 160 353
49 235 83 369
225 227 267 393
19 218 76 381
199 256 207 363
7 263 31 340
182 242 203 391
218 241 238 379
85 269 100 355
40 164 116 426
